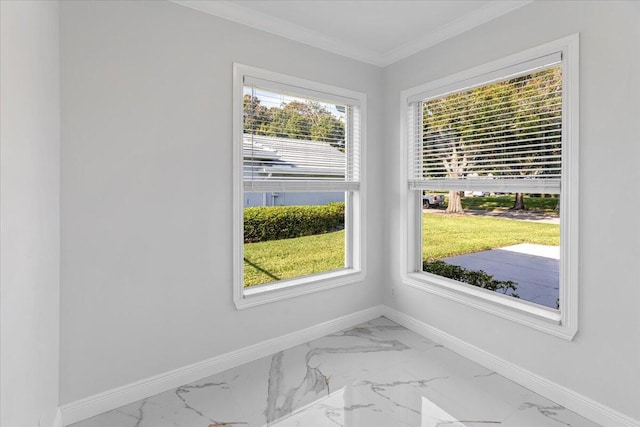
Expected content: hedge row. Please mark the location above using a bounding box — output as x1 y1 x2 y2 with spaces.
423 260 519 297
244 202 345 243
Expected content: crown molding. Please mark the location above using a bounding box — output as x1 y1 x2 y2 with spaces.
171 0 532 68
171 0 383 66
380 0 533 66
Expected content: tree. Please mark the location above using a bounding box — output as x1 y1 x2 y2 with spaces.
513 193 526 210
435 130 467 214
243 95 345 146
243 94 271 135
423 93 472 214
311 114 344 146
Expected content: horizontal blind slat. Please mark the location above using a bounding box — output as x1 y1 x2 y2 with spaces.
244 180 359 193
408 178 560 194
422 146 560 161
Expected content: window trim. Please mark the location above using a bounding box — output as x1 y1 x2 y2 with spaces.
399 34 579 340
233 63 367 310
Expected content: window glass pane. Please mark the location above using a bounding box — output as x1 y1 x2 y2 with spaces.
243 193 346 287
420 66 562 182
243 86 346 145
422 192 560 309
243 86 351 186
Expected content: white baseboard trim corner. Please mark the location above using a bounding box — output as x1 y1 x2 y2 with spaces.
381 306 639 427
52 408 62 427
59 305 385 426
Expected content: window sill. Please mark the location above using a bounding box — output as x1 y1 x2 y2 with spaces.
234 269 364 310
402 271 577 340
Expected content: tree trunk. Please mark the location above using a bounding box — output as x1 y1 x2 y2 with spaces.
512 192 526 210
446 190 464 214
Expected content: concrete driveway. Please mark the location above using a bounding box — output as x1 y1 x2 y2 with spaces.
441 243 559 309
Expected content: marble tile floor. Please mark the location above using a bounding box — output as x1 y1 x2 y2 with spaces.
71 317 600 427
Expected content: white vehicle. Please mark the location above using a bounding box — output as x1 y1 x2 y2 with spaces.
423 194 445 208
465 190 491 197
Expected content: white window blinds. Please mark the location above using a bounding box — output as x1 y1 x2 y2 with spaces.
408 53 563 194
243 78 360 193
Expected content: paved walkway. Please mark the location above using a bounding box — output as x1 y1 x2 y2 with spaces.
441 243 559 309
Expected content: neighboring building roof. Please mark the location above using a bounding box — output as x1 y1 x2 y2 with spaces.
243 134 345 181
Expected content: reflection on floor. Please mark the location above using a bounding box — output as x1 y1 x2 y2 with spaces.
71 317 599 427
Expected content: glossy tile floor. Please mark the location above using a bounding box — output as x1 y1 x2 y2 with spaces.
72 317 600 426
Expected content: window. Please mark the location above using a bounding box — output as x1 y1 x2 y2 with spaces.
401 35 579 339
233 64 366 309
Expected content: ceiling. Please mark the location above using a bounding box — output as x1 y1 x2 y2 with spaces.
172 0 532 67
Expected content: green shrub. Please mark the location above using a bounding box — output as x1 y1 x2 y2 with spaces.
244 202 344 243
423 260 519 297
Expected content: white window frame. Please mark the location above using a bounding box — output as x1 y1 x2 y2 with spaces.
400 35 579 339
233 63 366 310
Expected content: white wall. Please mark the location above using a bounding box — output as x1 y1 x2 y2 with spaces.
59 1 384 403
0 1 61 426
383 0 640 421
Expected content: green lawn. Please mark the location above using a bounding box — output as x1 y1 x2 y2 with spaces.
460 195 559 213
244 230 345 287
244 213 560 287
423 214 559 260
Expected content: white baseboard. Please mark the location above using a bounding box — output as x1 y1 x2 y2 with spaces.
59 305 385 426
52 408 62 427
381 306 639 427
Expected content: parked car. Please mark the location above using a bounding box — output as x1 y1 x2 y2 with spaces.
423 194 445 208
464 190 491 197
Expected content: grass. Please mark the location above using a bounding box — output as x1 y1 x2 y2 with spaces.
423 214 559 260
243 212 560 287
460 195 559 213
244 230 345 287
